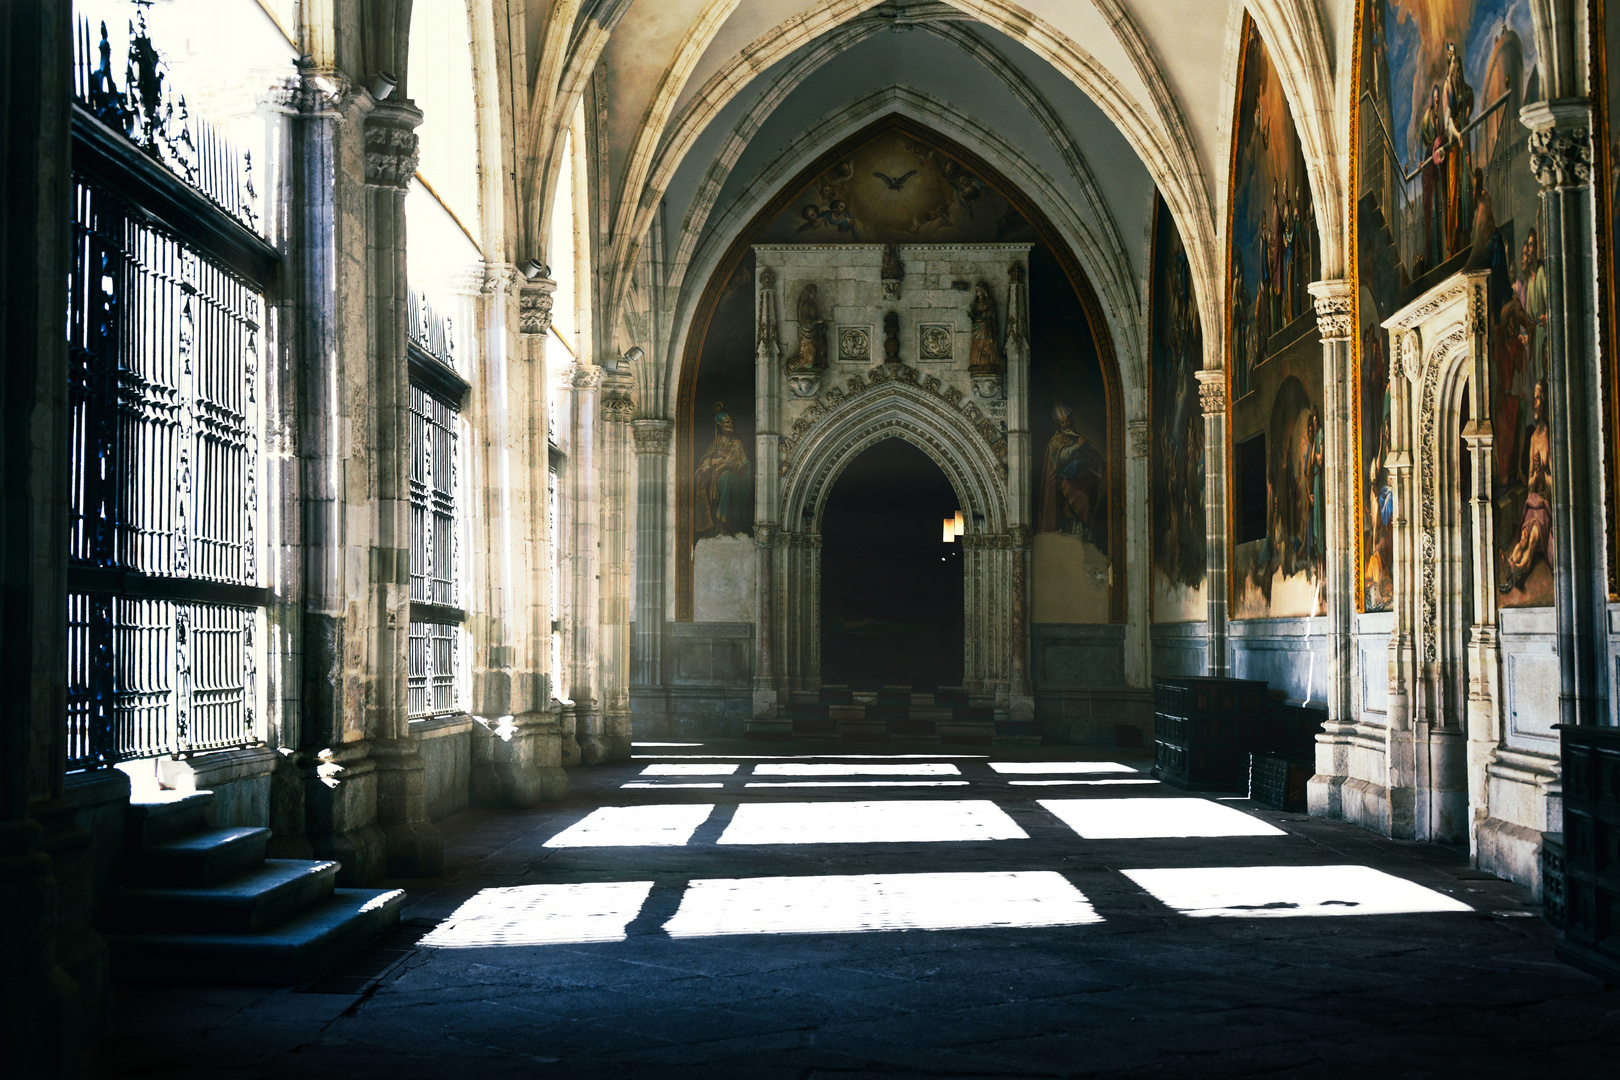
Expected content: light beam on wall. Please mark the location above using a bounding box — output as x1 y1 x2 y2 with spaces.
1123 865 1474 918
421 881 655 947
1039 798 1287 839
719 800 1027 845
544 804 715 847
663 871 1100 938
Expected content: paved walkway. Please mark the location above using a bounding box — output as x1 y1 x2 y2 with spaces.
90 742 1619 1078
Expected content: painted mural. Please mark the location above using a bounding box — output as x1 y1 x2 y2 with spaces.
1149 195 1207 623
1030 244 1112 622
1598 0 1620 600
756 129 1037 246
1355 0 1549 609
1228 15 1325 620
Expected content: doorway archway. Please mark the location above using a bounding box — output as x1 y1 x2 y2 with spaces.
821 438 963 691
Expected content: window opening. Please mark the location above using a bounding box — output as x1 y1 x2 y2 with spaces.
1236 433 1268 545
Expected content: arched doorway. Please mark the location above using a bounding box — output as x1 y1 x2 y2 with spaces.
820 438 963 690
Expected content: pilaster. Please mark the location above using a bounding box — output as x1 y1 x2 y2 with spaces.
563 364 605 764
1523 99 1608 731
595 374 635 763
1197 369 1229 675
631 418 674 721
1310 280 1355 726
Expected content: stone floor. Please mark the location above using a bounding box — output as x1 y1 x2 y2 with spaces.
88 741 1619 1078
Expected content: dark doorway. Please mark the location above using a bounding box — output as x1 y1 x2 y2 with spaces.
820 438 963 690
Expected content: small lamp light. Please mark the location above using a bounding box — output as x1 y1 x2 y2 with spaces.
369 71 398 101
602 345 643 374
521 259 549 281
943 516 956 543
953 510 965 538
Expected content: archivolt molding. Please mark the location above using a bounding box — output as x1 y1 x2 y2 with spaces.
663 89 1144 418
782 379 1009 535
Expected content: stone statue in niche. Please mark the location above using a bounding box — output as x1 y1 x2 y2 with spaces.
968 280 1004 398
882 310 901 365
787 282 827 396
694 401 751 538
881 242 904 300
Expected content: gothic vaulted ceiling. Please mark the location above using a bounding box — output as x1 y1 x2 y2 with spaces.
528 0 1353 410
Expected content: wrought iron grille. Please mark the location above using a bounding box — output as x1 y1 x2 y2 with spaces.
65 174 262 769
407 289 457 369
73 9 260 233
407 620 460 719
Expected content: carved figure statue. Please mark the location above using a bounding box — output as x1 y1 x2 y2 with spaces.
881 242 905 281
694 401 750 539
882 310 900 365
789 283 827 373
967 281 1002 375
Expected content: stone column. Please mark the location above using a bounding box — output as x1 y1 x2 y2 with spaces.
362 99 442 877
631 418 673 736
563 365 604 764
1310 280 1356 725
753 268 784 717
1384 328 1419 836
1524 101 1607 730
1197 369 1229 675
0 3 94 1074
1004 263 1034 714
463 271 567 805
594 375 635 763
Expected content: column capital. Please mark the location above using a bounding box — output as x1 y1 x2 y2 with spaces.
519 278 557 335
363 102 422 189
570 364 604 390
1522 99 1593 191
631 419 673 456
1308 279 1354 342
1195 368 1226 415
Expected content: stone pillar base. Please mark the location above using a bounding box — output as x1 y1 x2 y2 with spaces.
297 744 386 886
0 819 82 1080
603 708 633 762
471 711 569 807
371 738 444 878
558 703 582 766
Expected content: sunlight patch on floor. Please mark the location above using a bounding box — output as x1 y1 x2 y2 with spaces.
1123 865 1475 918
719 799 1027 845
753 763 961 776
989 761 1138 774
743 780 968 788
1039 797 1287 839
421 881 655 947
639 763 739 776
620 782 724 789
544 804 715 847
663 871 1100 937
1009 779 1159 787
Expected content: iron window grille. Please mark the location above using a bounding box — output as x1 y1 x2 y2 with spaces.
407 292 466 720
65 7 273 772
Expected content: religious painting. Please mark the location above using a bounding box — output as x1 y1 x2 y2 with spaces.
686 253 756 621
1030 244 1112 623
1148 195 1207 623
1596 0 1620 600
756 129 1037 246
1227 15 1325 619
1354 0 1549 609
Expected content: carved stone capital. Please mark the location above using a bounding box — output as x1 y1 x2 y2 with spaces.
520 279 557 335
1528 123 1592 191
1195 369 1226 415
570 365 604 391
261 74 349 117
482 262 520 296
364 107 422 189
602 389 635 423
1308 279 1354 342
631 419 673 456
1522 99 1594 191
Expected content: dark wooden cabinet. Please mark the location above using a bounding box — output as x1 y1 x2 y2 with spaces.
1558 725 1620 984
1152 678 1267 791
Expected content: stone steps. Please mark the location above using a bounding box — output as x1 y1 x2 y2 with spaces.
104 791 402 984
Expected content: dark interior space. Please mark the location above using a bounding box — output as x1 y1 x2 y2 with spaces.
820 438 963 690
